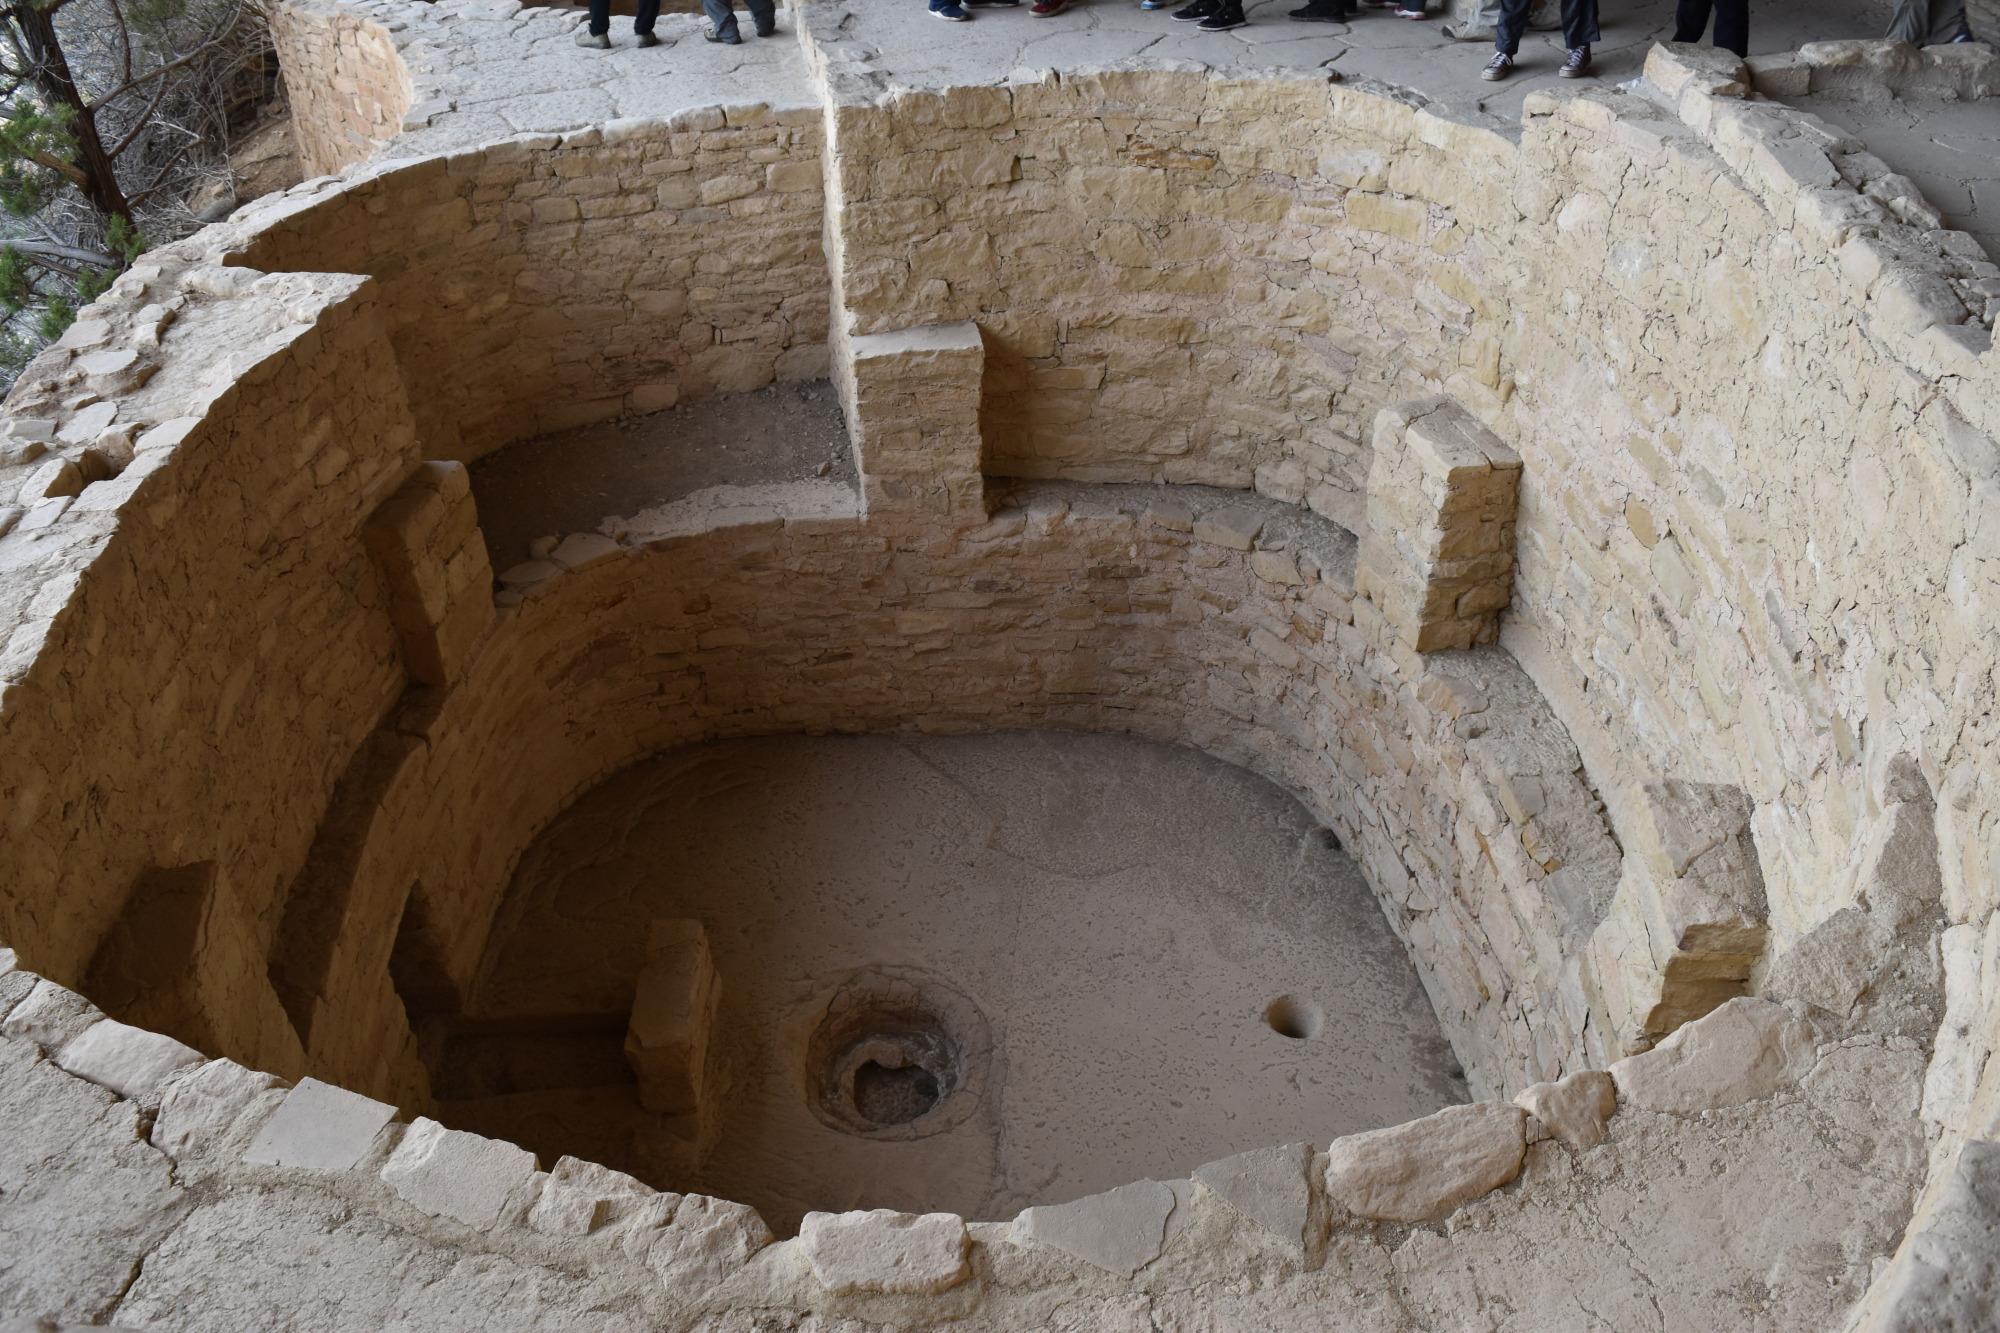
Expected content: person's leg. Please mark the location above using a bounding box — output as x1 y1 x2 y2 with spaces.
1494 0 1530 53
744 0 777 33
588 0 611 35
634 0 662 36
1395 0 1427 18
1886 0 1928 42
1562 0 1597 47
1671 0 1709 43
1930 0 1970 43
1712 0 1747 55
702 0 741 39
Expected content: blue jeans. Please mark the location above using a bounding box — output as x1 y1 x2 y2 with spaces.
1497 0 1595 51
704 0 777 34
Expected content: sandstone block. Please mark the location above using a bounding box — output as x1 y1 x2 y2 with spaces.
1193 505 1264 551
363 460 494 685
53 1019 202 1105
1016 1179 1178 1277
1356 397 1520 653
1324 1103 1526 1223
151 1059 284 1164
640 1194 774 1289
1191 1141 1314 1254
1 979 104 1054
624 918 720 1116
800 1208 971 1296
1609 997 1816 1113
382 1117 539 1229
529 1155 652 1236
1515 1070 1617 1150
243 1076 396 1172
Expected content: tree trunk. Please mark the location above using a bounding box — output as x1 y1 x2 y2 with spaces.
10 0 135 233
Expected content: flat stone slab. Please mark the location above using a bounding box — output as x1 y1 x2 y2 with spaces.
381 1117 539 1229
1015 1178 1177 1277
1192 1142 1314 1254
1610 997 1819 1113
53 1019 202 1104
1324 1103 1526 1224
1515 1070 1617 1150
242 1077 396 1173
800 1208 971 1296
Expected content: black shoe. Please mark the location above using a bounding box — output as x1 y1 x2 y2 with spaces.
754 21 776 34
1558 45 1592 76
705 24 742 42
1171 0 1218 20
1197 5 1246 28
1288 2 1347 18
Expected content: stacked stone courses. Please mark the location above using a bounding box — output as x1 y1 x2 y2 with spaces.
0 3 1995 1327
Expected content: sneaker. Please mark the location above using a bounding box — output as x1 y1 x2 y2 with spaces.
1362 1 1397 7
1288 2 1347 18
1029 0 1070 13
929 0 970 16
574 29 611 47
636 30 661 45
1394 4 1426 15
1171 0 1217 19
1558 45 1592 77
1479 51 1513 80
704 24 742 40
1197 4 1245 27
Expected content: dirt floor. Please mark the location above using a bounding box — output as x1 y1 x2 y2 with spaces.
468 381 853 570
435 731 1468 1236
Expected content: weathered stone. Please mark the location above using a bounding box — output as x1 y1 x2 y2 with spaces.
0 979 104 1054
1609 998 1817 1113
1192 1141 1314 1254
800 1208 971 1296
528 1155 652 1236
1193 506 1264 551
151 1059 284 1165
242 1077 396 1172
1324 1103 1527 1223
1016 1179 1178 1276
1866 1140 2000 1332
1515 1070 1617 1150
640 1194 774 1289
53 1018 202 1105
624 918 719 1116
381 1117 539 1229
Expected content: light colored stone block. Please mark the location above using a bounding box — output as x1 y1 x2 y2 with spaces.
1609 997 1818 1113
1515 1070 1617 1150
1192 1141 1314 1254
1016 1179 1178 1277
1324 1103 1526 1223
53 1019 202 1104
382 1117 539 1229
624 918 720 1116
243 1076 396 1172
800 1208 971 1296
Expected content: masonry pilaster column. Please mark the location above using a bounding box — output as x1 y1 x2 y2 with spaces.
843 321 986 521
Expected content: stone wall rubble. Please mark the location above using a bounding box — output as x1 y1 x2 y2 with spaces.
0 948 1927 1330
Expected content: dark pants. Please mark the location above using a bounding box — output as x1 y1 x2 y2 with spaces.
1673 0 1747 56
588 0 660 35
703 0 777 35
1496 0 1597 51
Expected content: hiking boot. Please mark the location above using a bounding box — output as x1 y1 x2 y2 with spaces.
636 30 662 45
1558 45 1592 76
1479 51 1513 80
574 29 611 47
1171 0 1217 19
1030 0 1072 13
1288 1 1347 19
1197 2 1245 27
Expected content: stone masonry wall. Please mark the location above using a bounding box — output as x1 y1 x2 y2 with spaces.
231 118 830 462
809 30 1514 530
269 0 415 175
0 259 426 1090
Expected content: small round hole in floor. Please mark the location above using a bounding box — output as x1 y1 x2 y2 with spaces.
1266 995 1324 1040
853 1060 942 1126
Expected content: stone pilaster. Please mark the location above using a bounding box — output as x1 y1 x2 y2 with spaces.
362 461 493 687
844 322 986 521
1355 397 1522 655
